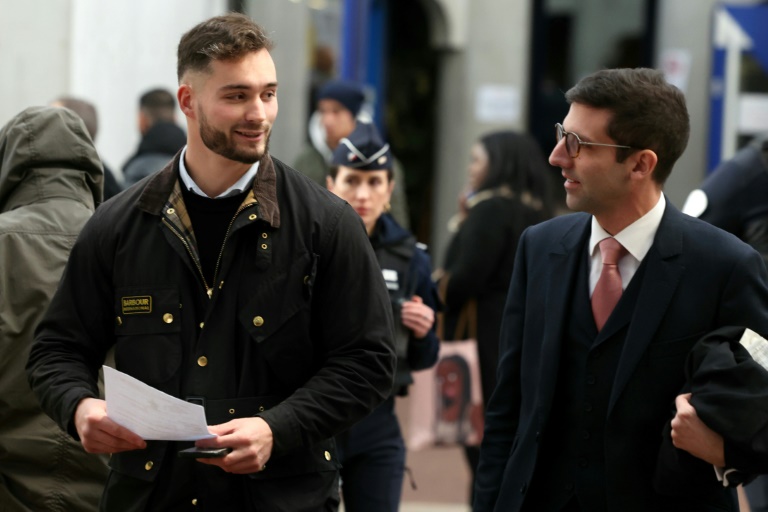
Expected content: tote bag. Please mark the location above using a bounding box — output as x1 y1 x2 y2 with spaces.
407 297 484 450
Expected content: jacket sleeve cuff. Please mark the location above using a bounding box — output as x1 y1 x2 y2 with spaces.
62 388 99 440
257 404 302 456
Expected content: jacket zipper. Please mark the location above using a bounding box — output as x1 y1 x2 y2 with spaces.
162 218 212 298
162 202 256 300
210 202 256 295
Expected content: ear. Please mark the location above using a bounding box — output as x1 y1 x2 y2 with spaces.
629 149 658 181
177 84 196 120
138 111 149 135
384 177 395 203
325 175 334 191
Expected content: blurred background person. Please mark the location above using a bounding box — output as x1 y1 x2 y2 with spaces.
326 122 439 512
0 106 108 511
50 96 123 201
306 44 335 128
122 87 186 187
682 131 768 511
683 132 768 264
295 79 410 229
437 129 553 503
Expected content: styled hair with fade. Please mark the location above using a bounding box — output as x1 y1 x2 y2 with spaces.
565 68 690 185
177 13 274 82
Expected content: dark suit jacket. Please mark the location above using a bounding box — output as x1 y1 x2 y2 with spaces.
474 203 768 512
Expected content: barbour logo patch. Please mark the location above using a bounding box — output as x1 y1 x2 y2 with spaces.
122 296 152 314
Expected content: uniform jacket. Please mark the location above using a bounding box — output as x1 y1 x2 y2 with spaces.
27 151 396 510
474 203 768 512
370 213 439 394
0 106 107 511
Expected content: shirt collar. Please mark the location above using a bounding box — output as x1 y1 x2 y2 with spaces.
589 193 666 262
178 146 260 198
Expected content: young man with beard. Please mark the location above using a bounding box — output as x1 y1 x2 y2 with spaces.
27 13 395 511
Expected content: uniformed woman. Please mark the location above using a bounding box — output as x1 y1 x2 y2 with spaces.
326 122 440 511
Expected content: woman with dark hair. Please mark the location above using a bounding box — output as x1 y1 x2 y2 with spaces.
439 130 554 500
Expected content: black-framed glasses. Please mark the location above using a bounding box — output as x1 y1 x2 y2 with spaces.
555 123 634 158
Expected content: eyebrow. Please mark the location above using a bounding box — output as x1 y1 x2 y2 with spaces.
218 82 279 92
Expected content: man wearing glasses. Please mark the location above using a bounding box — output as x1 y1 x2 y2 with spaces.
473 68 768 512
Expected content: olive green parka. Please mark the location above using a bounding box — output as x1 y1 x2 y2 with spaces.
0 106 108 511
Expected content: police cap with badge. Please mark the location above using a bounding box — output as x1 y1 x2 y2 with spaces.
331 122 392 171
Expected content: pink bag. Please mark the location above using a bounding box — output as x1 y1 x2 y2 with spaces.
408 339 485 450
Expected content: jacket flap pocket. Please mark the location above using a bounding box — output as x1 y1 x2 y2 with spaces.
649 331 705 359
108 442 167 482
239 253 313 344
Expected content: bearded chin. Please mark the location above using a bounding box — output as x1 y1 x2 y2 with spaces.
199 115 270 164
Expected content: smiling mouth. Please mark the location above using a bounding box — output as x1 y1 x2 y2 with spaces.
562 171 579 184
234 130 263 140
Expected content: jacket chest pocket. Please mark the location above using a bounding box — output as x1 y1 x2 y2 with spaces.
114 286 182 385
239 253 317 387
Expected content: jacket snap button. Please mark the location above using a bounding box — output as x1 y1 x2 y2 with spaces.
324 450 331 461
261 243 268 250
253 316 264 327
145 461 154 471
167 208 175 215
249 213 257 221
261 232 268 239
191 498 197 505
197 356 208 367
229 408 235 415
163 313 173 324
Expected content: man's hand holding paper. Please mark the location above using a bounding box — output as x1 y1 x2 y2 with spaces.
75 397 147 454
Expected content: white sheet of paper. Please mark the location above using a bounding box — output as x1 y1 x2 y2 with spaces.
103 365 215 441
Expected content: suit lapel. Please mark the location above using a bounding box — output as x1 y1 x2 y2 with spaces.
608 206 685 415
537 216 591 424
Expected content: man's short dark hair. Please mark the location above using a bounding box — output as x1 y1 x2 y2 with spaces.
177 12 274 82
565 68 690 185
139 88 176 124
52 97 98 140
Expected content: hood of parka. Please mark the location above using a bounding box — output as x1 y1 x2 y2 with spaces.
0 106 103 213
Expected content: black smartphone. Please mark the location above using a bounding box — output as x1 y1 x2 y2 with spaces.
177 447 232 459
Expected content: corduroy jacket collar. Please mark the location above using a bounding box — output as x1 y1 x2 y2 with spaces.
136 150 281 228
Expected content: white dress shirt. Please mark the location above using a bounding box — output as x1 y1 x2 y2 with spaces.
588 194 667 296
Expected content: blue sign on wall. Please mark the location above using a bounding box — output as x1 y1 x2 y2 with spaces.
708 3 768 173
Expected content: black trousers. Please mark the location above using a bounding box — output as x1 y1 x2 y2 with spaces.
336 397 406 512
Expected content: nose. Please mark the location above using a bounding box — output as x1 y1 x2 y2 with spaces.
355 183 371 201
549 137 571 168
244 97 266 124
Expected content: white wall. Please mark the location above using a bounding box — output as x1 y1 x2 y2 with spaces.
0 1 72 124
0 0 226 179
